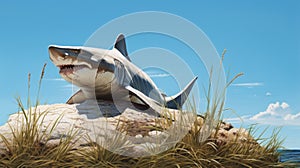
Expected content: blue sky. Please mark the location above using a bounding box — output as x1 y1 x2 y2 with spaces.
0 1 299 148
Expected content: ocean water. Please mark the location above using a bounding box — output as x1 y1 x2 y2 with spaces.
279 150 300 165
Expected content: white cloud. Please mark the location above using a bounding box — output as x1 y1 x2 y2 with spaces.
62 84 78 89
59 85 79 94
148 73 171 78
62 84 74 88
250 102 290 120
45 78 65 81
266 92 272 96
232 82 263 87
224 115 251 124
225 102 300 126
45 78 78 90
284 113 300 120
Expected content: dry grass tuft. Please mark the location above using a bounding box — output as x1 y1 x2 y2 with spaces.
0 62 297 168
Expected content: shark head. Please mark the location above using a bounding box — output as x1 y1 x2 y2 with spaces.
49 45 116 89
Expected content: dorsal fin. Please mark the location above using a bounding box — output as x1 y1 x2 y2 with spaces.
114 34 131 61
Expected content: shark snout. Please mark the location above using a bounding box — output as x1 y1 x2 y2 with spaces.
49 45 68 63
48 45 81 60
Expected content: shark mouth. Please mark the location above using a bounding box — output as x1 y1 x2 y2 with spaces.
59 64 90 74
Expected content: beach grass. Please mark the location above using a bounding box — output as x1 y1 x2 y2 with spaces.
0 63 297 168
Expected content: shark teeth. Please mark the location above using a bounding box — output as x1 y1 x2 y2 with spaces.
59 64 90 74
60 64 74 70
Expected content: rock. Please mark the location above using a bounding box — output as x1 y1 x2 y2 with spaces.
0 100 254 157
210 122 256 145
135 134 143 138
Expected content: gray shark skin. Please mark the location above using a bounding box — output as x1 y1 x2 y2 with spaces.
49 34 197 110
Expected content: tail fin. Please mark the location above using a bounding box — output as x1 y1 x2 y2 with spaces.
165 77 198 109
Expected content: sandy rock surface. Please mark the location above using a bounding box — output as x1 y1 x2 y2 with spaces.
0 100 254 157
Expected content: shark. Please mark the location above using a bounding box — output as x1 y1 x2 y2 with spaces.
49 34 197 111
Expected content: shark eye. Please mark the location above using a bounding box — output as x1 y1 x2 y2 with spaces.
73 50 80 54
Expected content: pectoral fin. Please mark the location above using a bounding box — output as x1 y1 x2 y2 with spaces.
66 89 87 104
125 86 180 120
125 86 162 112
